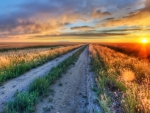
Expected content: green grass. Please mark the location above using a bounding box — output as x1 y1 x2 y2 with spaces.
4 46 86 113
5 92 38 113
91 60 112 112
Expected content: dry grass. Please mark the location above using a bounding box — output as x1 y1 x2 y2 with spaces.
0 44 82 83
121 70 135 82
89 44 150 113
0 42 72 52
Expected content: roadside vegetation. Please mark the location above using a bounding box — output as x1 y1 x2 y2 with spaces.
0 44 83 84
4 46 86 113
89 44 150 113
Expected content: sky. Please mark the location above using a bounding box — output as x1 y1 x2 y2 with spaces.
0 0 150 42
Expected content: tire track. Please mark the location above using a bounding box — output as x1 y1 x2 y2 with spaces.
34 46 102 113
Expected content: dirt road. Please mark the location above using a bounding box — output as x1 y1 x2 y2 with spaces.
0 47 81 112
34 47 102 113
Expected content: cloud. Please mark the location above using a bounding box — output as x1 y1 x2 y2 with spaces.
104 17 115 21
33 25 150 39
90 9 111 19
142 0 150 12
98 0 150 27
0 0 148 41
33 31 128 38
70 26 94 30
0 0 84 36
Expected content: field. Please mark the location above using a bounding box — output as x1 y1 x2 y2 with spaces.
0 42 81 52
0 43 83 84
0 43 149 113
89 44 150 113
100 43 150 60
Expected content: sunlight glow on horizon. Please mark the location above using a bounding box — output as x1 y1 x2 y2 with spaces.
142 38 148 43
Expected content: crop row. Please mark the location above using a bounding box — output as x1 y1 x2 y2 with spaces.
4 46 86 113
89 44 150 113
0 44 83 84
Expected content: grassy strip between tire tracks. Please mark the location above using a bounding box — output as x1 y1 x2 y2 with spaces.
4 46 86 113
0 45 82 84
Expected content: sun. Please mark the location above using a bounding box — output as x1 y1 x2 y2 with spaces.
142 38 148 43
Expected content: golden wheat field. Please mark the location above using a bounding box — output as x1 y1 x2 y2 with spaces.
89 44 150 113
0 44 82 83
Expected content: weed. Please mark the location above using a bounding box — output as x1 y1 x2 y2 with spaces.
29 78 49 96
5 91 38 113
